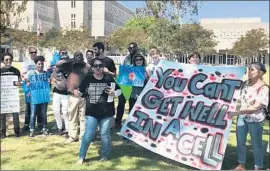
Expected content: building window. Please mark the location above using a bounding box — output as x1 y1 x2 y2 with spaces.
71 1 76 8
71 13 76 29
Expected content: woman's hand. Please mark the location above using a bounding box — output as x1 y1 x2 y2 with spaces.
105 87 115 96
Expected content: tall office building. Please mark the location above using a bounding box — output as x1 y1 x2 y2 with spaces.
13 0 134 37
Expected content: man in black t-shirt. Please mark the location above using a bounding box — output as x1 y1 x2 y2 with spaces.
92 42 117 77
0 53 22 139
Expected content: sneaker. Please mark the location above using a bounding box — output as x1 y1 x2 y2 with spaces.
99 157 108 161
65 137 77 144
22 125 29 132
76 159 84 165
58 128 65 136
233 164 246 170
43 129 49 136
29 131 35 137
14 129 20 137
64 133 69 139
0 129 6 139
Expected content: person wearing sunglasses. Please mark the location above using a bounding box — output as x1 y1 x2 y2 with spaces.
114 42 138 129
22 46 43 132
0 53 22 138
74 58 121 165
129 53 149 111
228 62 269 170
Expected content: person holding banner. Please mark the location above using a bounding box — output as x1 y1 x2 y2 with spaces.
27 56 51 137
129 53 149 112
114 42 138 129
74 58 121 165
146 46 161 77
0 53 22 138
187 51 201 64
228 62 269 170
22 46 42 132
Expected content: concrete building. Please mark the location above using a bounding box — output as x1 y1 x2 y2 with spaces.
200 18 269 53
14 1 133 37
12 1 55 33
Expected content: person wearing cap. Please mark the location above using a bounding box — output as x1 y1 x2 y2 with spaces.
51 55 70 137
228 62 269 170
65 50 90 143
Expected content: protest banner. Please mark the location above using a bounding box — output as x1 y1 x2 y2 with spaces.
117 65 145 87
120 60 246 170
29 73 50 104
1 76 20 114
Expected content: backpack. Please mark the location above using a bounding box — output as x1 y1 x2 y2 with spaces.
257 85 270 120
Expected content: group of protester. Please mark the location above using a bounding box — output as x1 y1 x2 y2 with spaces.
0 41 269 170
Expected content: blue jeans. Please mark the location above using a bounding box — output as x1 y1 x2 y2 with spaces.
29 103 48 132
236 116 264 168
79 116 113 160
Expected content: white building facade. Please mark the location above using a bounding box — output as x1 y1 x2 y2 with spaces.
200 18 269 53
14 0 133 37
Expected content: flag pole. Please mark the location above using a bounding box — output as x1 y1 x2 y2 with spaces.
36 6 39 55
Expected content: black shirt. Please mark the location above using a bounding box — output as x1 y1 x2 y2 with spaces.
79 74 120 120
91 57 117 73
0 66 21 78
52 72 68 95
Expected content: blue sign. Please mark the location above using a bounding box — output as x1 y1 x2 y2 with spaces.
117 66 145 87
29 73 51 104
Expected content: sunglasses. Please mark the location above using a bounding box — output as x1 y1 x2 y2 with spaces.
30 51 37 54
135 58 143 62
4 58 12 61
93 64 103 68
61 52 68 55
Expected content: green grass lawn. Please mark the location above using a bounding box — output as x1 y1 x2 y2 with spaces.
1 88 270 170
1 62 269 170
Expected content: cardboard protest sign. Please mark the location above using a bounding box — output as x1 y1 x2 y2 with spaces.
120 60 246 170
29 73 51 104
1 76 20 114
117 65 145 87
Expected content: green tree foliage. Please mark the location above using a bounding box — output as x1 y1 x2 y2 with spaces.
108 27 151 53
170 24 217 54
0 0 28 34
232 28 269 58
136 0 200 22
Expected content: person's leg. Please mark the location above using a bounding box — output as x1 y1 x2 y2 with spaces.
248 122 264 170
67 95 80 142
79 98 86 140
61 94 69 134
36 103 43 130
40 103 48 135
12 113 20 137
100 117 113 160
235 117 248 170
29 104 37 136
115 94 126 128
129 98 136 113
23 102 31 130
78 116 98 164
0 114 7 139
53 93 63 132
